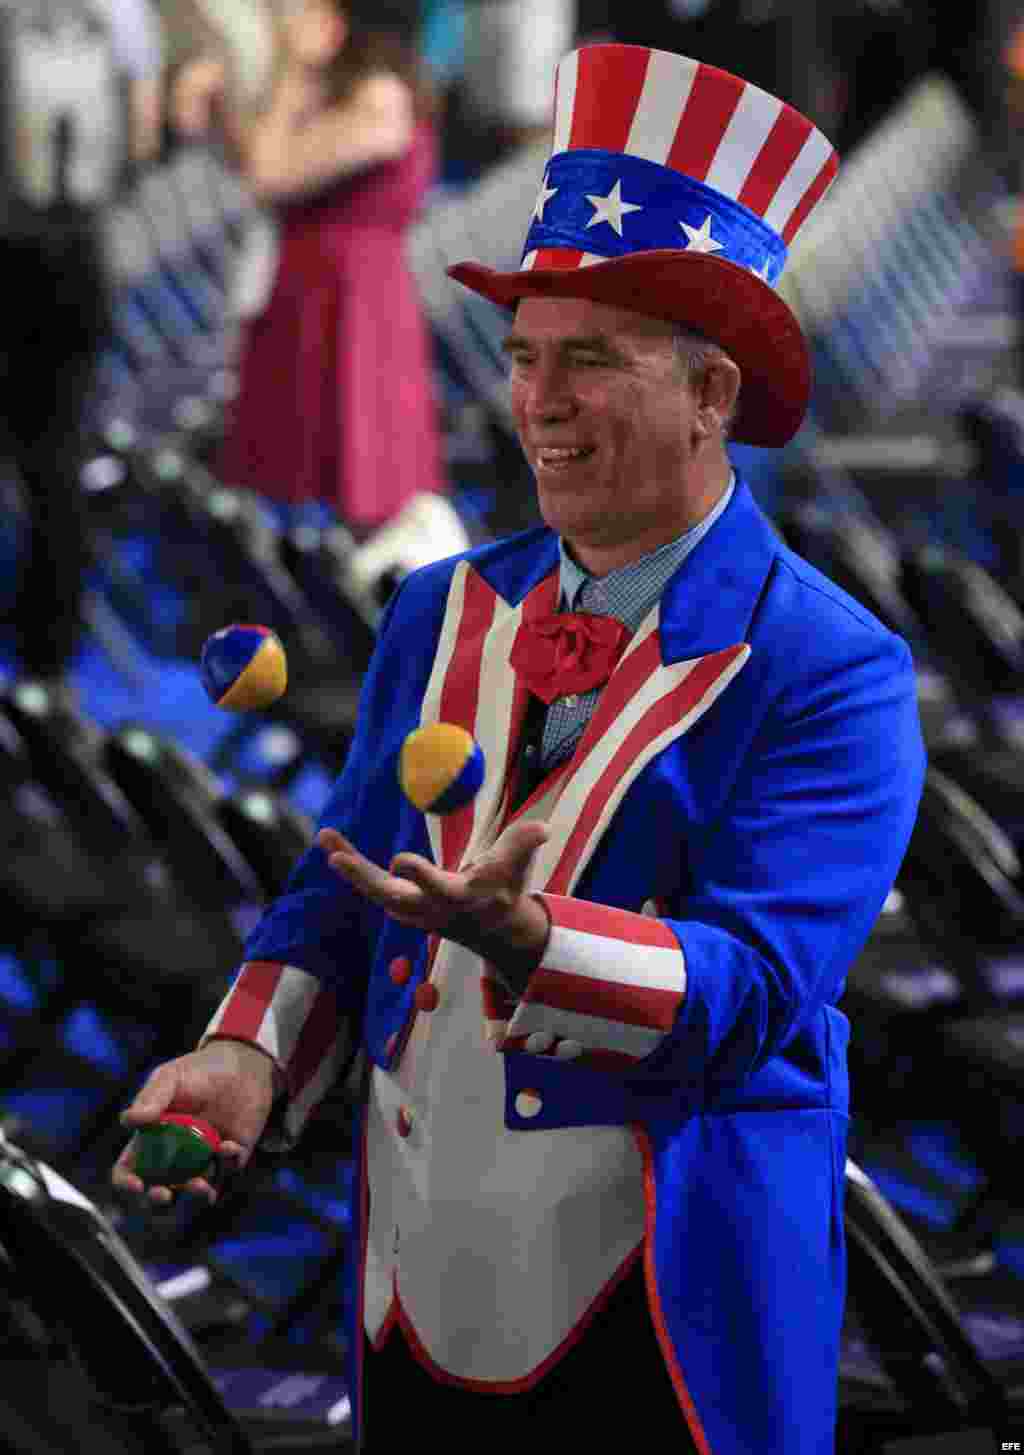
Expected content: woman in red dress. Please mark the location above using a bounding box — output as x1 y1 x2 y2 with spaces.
181 1 445 532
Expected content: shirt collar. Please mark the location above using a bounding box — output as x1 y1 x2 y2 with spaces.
557 472 735 632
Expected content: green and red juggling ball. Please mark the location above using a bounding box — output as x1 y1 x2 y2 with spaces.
134 1114 222 1187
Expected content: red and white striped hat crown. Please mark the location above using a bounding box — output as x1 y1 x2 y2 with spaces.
450 45 840 447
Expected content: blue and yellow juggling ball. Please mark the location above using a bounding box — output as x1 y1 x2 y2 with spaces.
200 624 288 710
398 722 486 815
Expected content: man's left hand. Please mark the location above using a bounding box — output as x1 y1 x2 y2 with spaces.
317 821 553 990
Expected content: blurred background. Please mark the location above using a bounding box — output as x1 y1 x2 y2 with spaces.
3 2 1024 1451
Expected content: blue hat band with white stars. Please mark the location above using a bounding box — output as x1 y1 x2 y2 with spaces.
522 149 787 286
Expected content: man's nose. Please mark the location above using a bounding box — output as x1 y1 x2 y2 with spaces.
524 358 577 418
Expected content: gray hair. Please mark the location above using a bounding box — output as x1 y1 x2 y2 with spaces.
670 324 739 437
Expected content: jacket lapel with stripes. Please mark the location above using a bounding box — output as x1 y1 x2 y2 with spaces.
417 560 750 893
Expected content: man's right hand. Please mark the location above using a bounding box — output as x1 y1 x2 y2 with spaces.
112 1039 280 1206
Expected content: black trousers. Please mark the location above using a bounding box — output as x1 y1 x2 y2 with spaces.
1 207 109 678
360 1252 702 1450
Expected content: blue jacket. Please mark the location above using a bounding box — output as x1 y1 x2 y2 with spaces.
207 476 927 1453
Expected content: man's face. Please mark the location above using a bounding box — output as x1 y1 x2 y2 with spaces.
504 295 715 572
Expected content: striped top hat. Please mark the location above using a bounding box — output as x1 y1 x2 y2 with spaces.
449 45 839 446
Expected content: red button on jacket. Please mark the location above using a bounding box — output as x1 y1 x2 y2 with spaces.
389 957 412 986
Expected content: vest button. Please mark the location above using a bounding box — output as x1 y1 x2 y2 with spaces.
396 1106 414 1138
389 956 413 986
514 1089 543 1119
413 982 440 1012
385 1032 399 1059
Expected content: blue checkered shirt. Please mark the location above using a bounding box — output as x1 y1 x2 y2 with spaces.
540 475 735 773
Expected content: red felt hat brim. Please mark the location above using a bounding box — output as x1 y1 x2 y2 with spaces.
447 249 810 448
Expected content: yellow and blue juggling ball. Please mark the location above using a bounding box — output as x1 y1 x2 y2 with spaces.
398 722 486 815
200 624 288 710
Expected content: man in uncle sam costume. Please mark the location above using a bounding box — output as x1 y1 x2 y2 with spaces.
115 44 927 1455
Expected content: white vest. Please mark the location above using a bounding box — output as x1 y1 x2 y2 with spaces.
362 773 646 1383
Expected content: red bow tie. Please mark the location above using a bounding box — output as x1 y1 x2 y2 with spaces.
509 612 631 704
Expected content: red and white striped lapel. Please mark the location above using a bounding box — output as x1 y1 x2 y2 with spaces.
418 562 559 872
528 603 750 896
420 563 749 893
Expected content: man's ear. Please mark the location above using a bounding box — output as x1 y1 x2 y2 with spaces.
696 356 742 435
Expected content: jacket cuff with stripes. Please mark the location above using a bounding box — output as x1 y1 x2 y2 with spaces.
200 959 355 1151
498 894 686 1072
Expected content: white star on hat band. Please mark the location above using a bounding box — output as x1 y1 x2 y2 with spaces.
584 178 643 236
533 174 558 222
678 214 723 254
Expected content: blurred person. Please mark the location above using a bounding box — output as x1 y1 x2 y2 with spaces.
94 0 165 162
114 42 926 1454
0 0 136 684
173 0 446 534
0 214 110 683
